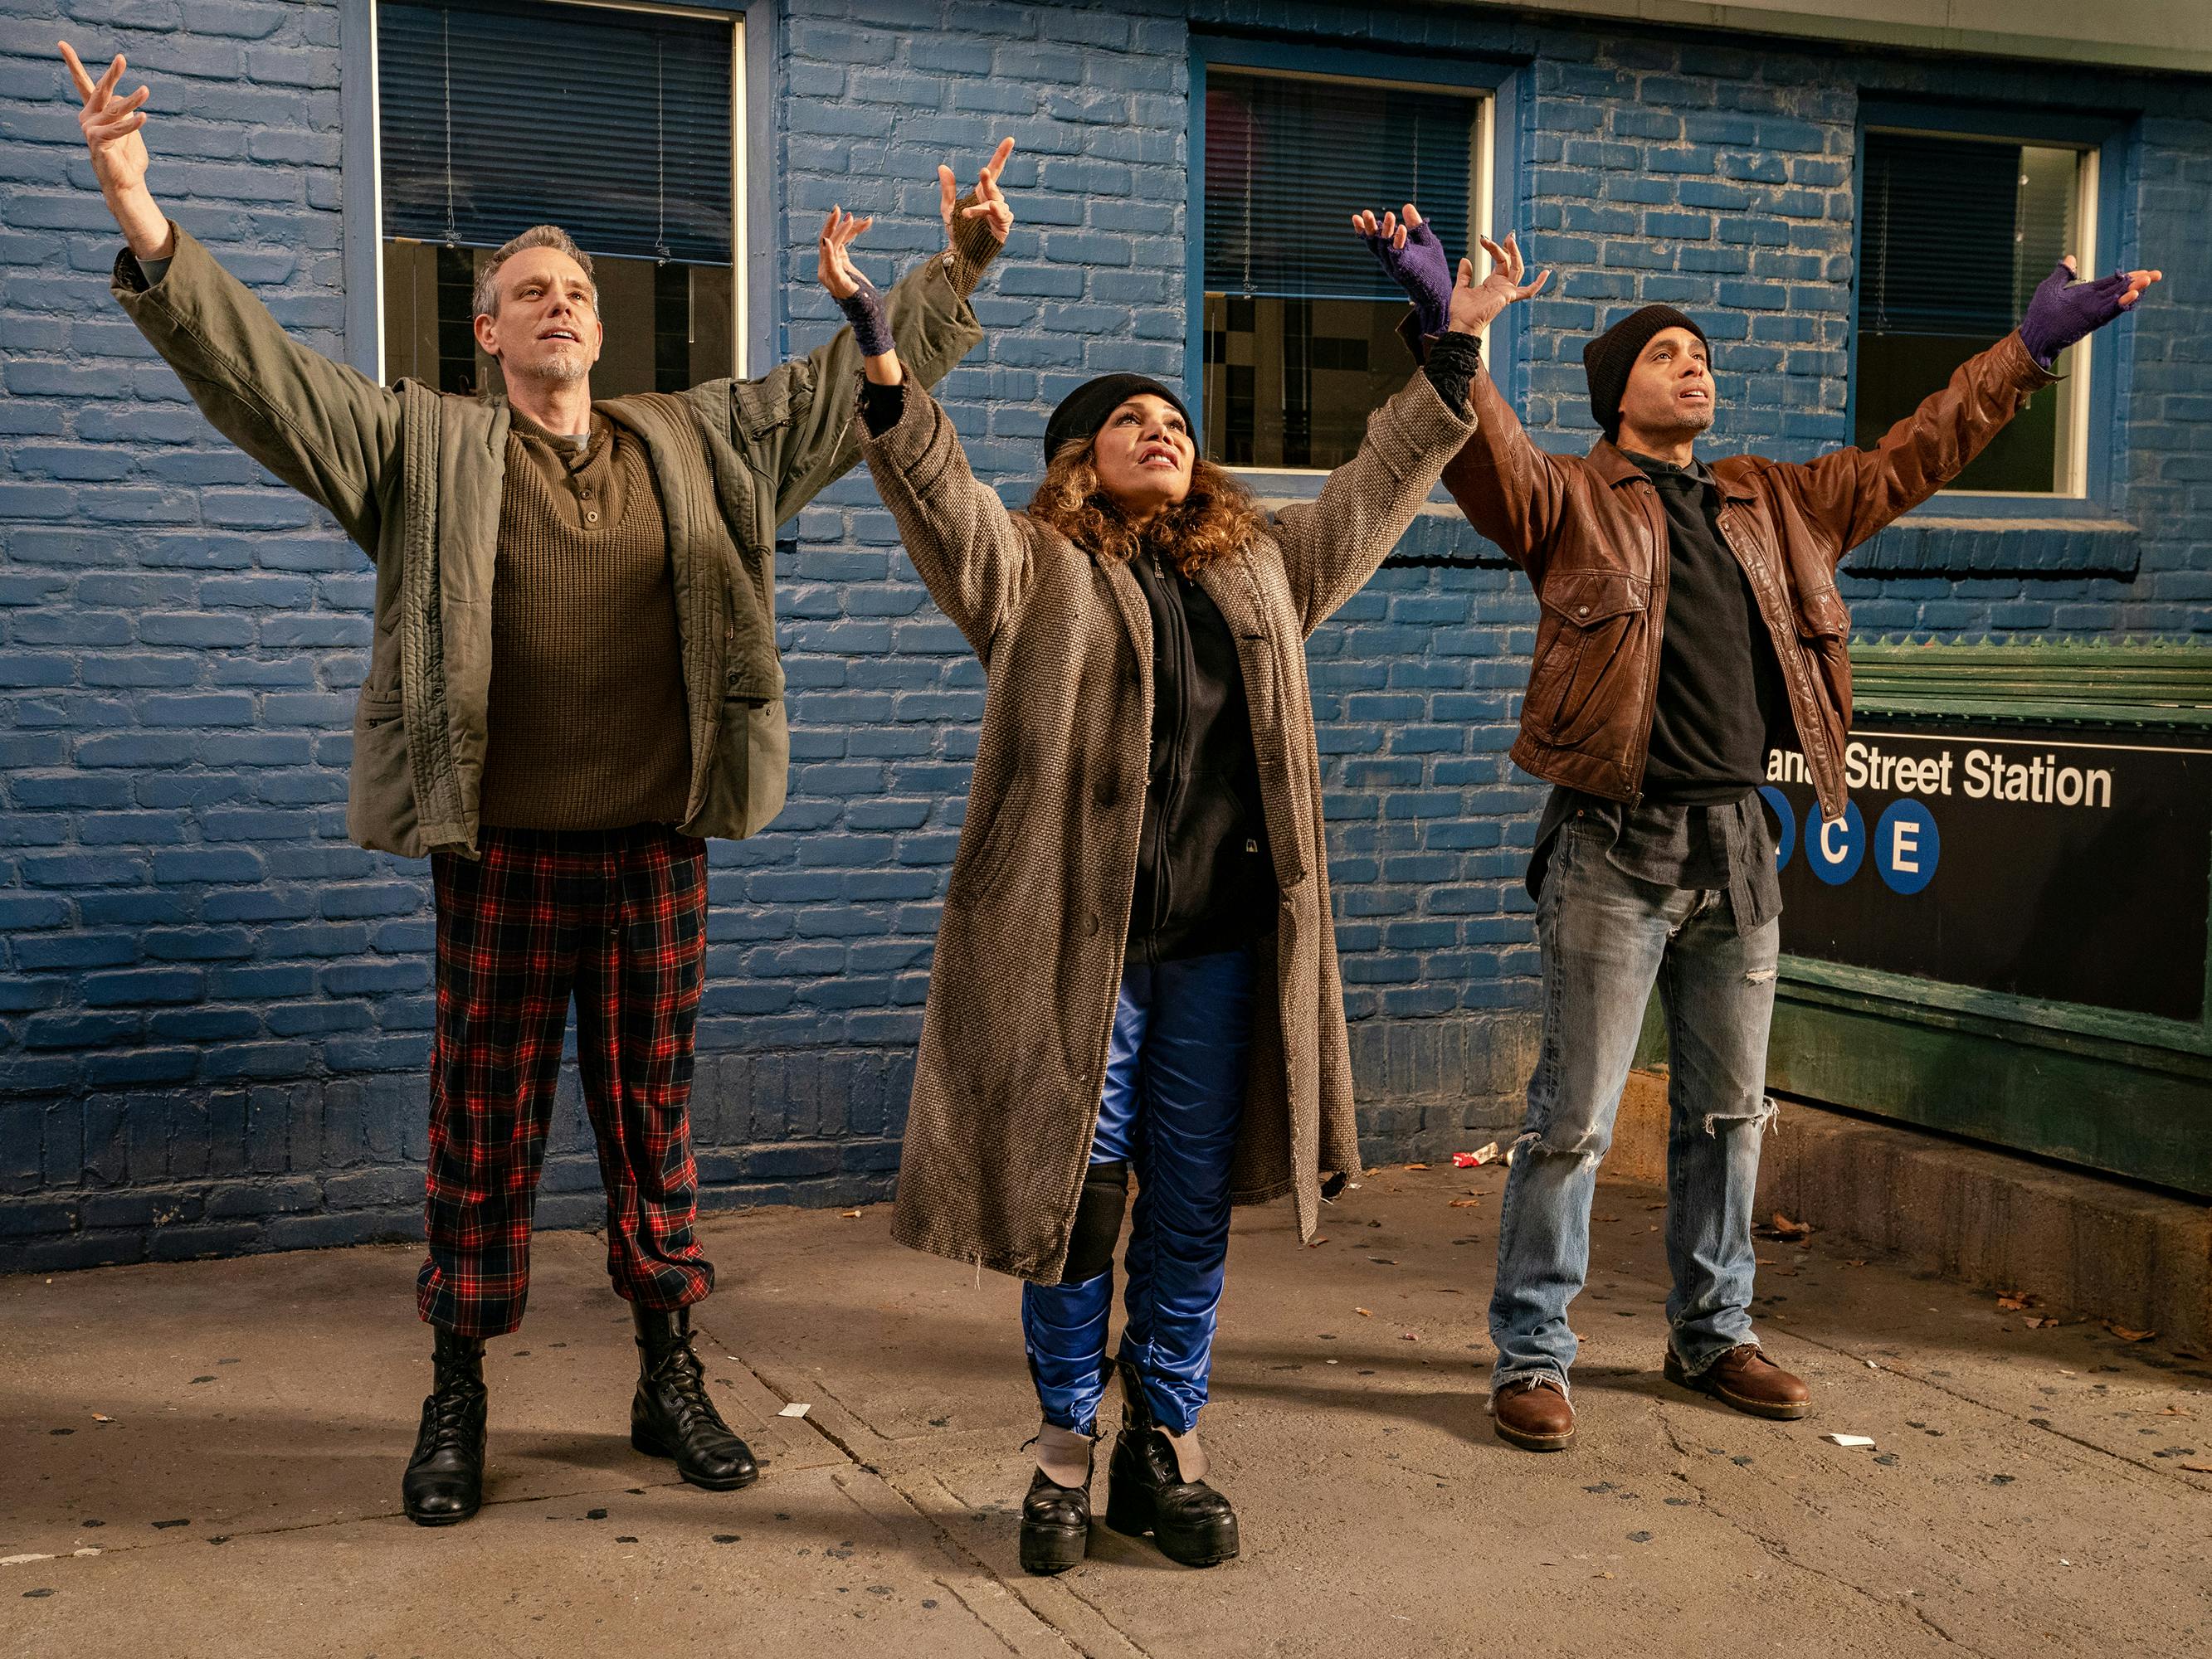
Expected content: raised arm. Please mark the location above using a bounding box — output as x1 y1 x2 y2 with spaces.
62 42 399 551
1419 230 1569 580
718 140 1015 528
856 383 1032 659
1265 207 1493 635
1769 256 2161 562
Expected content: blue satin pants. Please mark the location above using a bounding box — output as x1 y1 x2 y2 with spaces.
1021 948 1255 1436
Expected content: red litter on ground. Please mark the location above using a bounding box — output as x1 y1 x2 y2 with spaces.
1453 1143 1502 1169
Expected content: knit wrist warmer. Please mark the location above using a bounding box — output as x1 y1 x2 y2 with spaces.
836 273 894 360
1421 330 1484 411
944 189 1005 298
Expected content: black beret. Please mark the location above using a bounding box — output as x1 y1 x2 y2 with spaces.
1043 373 1192 464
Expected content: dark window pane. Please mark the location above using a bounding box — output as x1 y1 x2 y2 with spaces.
1856 130 2084 494
381 241 733 399
1203 294 1420 471
1202 69 1483 469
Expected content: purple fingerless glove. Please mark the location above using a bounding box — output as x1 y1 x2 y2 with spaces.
836 272 894 360
2018 261 2134 369
1361 219 1454 339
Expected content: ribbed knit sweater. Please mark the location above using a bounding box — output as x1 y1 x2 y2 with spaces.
477 415 692 830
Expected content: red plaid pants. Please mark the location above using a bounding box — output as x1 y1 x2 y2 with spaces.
417 825 712 1335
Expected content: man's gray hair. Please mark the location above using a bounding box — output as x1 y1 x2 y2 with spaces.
472 226 597 320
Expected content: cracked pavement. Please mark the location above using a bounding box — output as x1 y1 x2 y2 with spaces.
4 1160 2209 1657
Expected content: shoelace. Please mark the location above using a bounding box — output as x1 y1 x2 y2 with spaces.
419 1376 482 1452
646 1340 726 1434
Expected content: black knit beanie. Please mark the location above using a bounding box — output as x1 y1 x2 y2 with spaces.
1044 373 1191 463
1581 304 1709 439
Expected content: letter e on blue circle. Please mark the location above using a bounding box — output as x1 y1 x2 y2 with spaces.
1874 798 1939 895
1808 801 1864 885
1758 786 1795 872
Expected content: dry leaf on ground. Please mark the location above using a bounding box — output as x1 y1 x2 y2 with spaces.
1355 1306 1373 1317
2106 1322 2157 1342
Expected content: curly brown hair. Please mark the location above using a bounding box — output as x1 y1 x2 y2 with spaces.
1026 445 1267 577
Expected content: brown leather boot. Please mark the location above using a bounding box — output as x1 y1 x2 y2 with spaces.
1664 1343 1810 1419
1492 1376 1575 1451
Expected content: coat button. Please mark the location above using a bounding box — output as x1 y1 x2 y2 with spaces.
585 510 600 524
1085 912 1101 937
1576 604 1590 616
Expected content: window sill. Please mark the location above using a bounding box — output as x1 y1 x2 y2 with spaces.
1247 496 1516 569
1851 516 2141 579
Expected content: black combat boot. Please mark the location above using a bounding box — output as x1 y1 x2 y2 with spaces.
1020 1420 1099 1576
630 1306 758 1491
402 1324 487 1526
1102 1358 1238 1568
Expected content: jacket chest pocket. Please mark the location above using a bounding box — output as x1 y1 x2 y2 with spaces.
1527 568 1649 747
1796 583 1849 641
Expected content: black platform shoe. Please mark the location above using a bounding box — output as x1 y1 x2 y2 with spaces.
630 1306 759 1491
1021 1465 1092 1575
1102 1359 1239 1568
402 1325 487 1526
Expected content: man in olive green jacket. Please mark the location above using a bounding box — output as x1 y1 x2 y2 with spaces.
62 41 1009 1523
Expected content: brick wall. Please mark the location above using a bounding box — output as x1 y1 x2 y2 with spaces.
1 0 2205 1268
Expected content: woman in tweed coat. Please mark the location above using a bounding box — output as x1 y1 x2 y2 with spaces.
839 207 1488 1573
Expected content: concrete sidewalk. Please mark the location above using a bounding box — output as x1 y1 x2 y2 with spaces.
5 1158 2210 1659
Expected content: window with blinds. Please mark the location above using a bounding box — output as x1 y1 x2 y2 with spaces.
376 0 738 397
1856 129 2090 494
1201 70 1487 470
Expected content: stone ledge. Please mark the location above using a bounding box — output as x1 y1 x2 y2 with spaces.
1854 517 2141 579
1610 1068 2211 1348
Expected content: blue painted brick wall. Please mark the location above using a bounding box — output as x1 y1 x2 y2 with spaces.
2 0 2205 1268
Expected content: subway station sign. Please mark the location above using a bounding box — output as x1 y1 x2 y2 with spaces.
1760 719 2212 1024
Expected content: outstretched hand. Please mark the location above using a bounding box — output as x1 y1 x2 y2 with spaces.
1460 232 1551 335
939 137 1016 244
1352 204 1454 338
60 41 148 197
816 207 897 380
60 40 170 259
2018 255 2163 369
816 207 875 302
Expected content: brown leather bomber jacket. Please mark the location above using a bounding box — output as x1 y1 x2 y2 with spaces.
1440 332 2056 823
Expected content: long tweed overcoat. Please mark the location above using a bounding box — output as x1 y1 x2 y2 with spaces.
859 372 1477 1282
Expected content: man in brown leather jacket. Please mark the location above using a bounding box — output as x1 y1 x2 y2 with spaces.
1434 231 2160 1452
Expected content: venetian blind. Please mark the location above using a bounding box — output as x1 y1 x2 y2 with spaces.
379 0 733 265
1203 71 1481 303
1861 131 2068 338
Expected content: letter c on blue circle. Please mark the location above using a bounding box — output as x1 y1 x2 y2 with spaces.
1874 798 1939 895
1758 786 1795 872
1808 801 1864 886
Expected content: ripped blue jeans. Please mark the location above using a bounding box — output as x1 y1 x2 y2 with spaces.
1488 819 1781 1396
